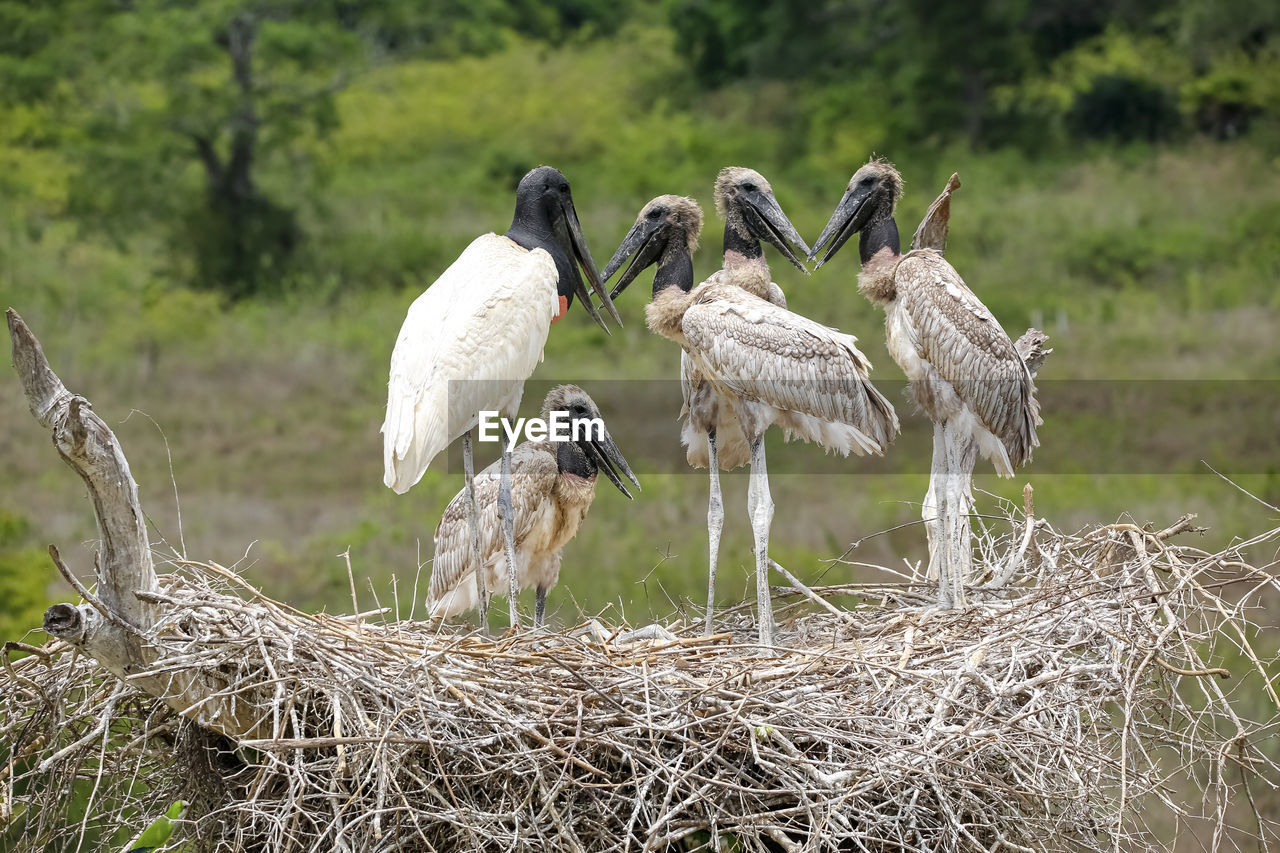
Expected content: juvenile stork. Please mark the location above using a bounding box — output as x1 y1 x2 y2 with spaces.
810 159 1043 609
382 166 619 633
605 195 898 647
610 168 886 637
429 385 638 628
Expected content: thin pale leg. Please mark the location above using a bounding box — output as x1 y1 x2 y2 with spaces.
747 435 775 648
935 420 955 609
462 431 489 636
534 587 546 629
704 430 724 636
497 429 520 629
923 421 945 582
939 421 976 609
951 430 978 597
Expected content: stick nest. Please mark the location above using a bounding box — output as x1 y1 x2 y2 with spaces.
3 513 1279 852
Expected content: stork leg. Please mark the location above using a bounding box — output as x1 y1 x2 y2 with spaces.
704 429 724 636
747 434 775 648
933 419 956 609
938 420 978 609
462 430 490 636
497 428 521 630
535 586 547 630
923 421 945 582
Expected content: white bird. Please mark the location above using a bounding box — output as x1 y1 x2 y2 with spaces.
604 195 898 647
429 385 639 628
382 166 620 632
811 159 1043 609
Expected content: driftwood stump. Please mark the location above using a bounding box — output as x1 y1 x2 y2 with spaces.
8 308 264 738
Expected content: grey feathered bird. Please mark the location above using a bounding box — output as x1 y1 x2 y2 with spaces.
429 385 639 629
605 194 898 647
811 159 1043 609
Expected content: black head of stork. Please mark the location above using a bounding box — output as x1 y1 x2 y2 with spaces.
542 384 641 498
810 158 905 269
506 166 621 332
713 167 811 273
600 195 703 300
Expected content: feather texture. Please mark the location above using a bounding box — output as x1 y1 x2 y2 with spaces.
884 249 1040 475
428 441 595 619
676 282 899 454
382 234 559 493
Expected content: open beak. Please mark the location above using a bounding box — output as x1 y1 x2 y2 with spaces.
583 422 641 499
741 190 811 274
602 218 666 301
561 196 622 331
810 186 872 269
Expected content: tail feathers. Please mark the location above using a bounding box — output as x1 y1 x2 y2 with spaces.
428 572 480 619
382 404 449 494
777 412 883 457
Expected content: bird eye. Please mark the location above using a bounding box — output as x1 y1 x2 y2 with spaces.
647 207 664 220
860 176 874 187
559 183 570 193
742 182 758 193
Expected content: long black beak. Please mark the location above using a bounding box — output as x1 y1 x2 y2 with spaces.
561 196 623 331
602 219 666 301
741 190 811 273
810 186 872 269
583 422 641 499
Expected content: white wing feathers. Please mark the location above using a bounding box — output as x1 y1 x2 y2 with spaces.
382 234 559 493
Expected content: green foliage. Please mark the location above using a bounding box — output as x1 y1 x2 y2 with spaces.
0 511 56 648
1067 73 1183 141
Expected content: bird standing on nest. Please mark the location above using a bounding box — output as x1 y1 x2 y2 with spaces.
667 168 895 638
811 159 1043 609
604 195 897 647
428 385 639 629
382 167 620 633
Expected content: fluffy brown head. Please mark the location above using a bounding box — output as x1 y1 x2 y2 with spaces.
848 157 904 212
541 384 599 421
636 194 703 256
713 167 772 220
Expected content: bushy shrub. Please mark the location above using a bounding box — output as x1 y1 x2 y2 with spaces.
1067 73 1183 142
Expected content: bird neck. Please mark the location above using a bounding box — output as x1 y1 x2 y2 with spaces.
723 218 762 266
859 216 900 265
556 440 596 479
507 218 580 306
722 220 772 297
651 244 695 298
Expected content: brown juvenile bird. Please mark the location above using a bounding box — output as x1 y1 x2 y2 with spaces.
428 385 639 629
811 159 1043 609
604 194 898 647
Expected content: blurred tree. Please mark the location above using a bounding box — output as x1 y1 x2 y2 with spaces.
1067 73 1183 141
0 0 637 298
0 1 362 297
665 0 1221 147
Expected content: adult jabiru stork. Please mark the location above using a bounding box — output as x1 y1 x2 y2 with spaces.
429 385 638 628
811 159 1043 609
605 195 898 647
382 166 619 632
